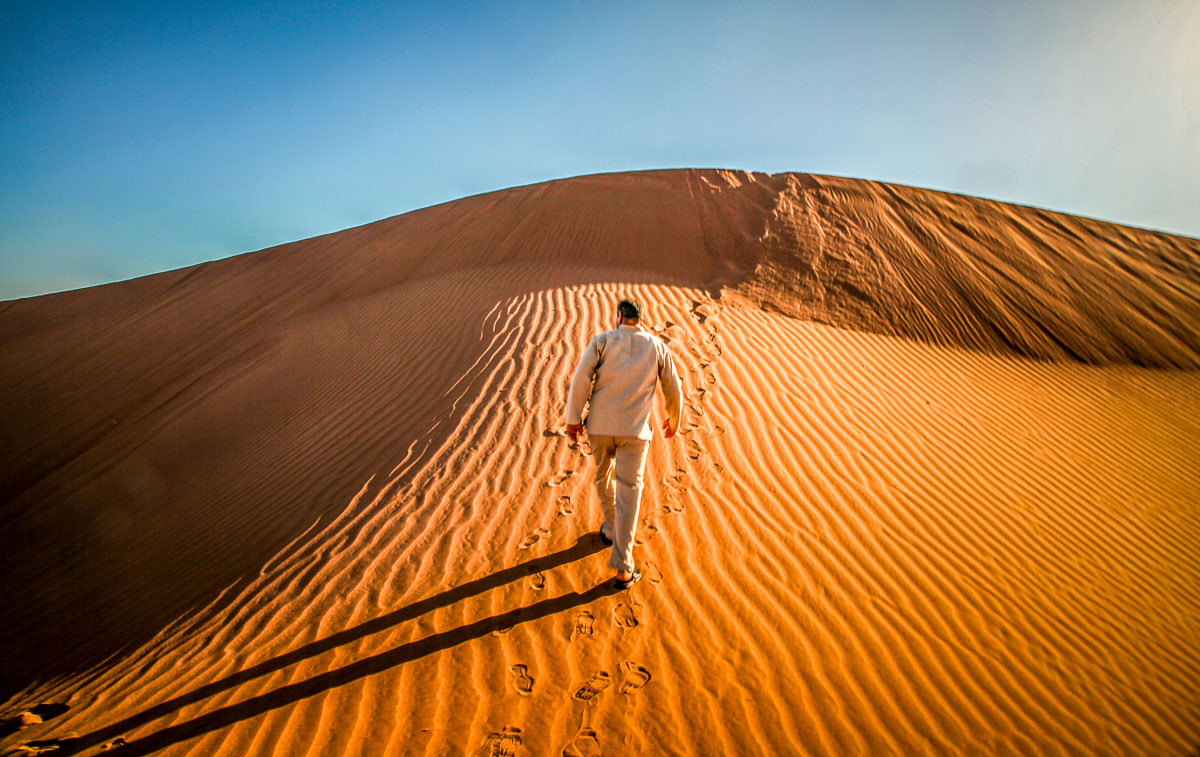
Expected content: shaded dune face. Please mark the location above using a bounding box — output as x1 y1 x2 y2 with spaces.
739 173 1200 368
1 169 1198 755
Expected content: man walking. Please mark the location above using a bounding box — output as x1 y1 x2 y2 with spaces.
565 298 682 589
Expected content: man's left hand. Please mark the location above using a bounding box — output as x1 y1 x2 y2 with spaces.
566 423 583 442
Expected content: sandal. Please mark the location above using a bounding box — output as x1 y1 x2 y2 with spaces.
612 569 642 590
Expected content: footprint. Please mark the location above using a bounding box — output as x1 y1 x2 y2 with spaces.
28 704 68 722
561 727 602 757
570 610 595 640
613 602 640 628
509 664 534 695
14 740 76 755
641 562 664 584
492 620 514 636
618 662 652 695
667 470 689 491
528 569 546 591
550 470 575 486
101 738 128 751
635 520 657 545
477 726 524 757
520 528 550 549
557 495 574 516
2 704 70 736
572 671 612 701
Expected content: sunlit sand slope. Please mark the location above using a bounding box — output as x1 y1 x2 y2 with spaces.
1 170 1198 756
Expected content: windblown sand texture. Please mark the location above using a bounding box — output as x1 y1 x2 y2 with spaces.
2 169 1199 756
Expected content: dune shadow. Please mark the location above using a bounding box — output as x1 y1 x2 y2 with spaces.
36 536 610 755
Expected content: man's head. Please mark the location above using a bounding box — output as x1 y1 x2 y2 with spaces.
617 298 642 323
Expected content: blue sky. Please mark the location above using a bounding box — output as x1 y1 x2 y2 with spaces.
2 0 1197 299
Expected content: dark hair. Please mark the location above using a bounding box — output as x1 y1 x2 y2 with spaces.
617 298 642 320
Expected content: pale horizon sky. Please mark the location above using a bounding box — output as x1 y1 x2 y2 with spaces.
2 0 1197 300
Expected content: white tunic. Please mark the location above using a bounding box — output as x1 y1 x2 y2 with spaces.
565 325 683 440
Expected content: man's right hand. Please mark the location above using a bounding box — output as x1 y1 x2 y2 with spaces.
662 418 677 439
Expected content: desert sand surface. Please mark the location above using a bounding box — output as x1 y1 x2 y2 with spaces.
2 169 1199 756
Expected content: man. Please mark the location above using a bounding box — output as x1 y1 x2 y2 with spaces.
565 298 682 589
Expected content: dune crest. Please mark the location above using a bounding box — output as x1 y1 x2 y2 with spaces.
2 170 1198 755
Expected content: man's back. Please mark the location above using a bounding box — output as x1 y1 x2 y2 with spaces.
564 299 680 588
565 324 682 441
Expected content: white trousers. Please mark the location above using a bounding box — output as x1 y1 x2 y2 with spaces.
588 435 650 572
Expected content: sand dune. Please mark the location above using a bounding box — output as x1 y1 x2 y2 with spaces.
2 169 1198 755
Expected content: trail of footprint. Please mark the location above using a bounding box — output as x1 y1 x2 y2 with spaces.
476 726 524 757
557 495 574 515
509 664 534 696
561 728 602 757
613 602 641 628
520 528 550 549
618 662 652 695
572 671 612 701
570 610 595 640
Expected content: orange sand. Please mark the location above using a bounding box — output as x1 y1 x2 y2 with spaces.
1 169 1198 755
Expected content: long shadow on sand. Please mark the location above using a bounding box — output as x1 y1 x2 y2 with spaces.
39 536 613 756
